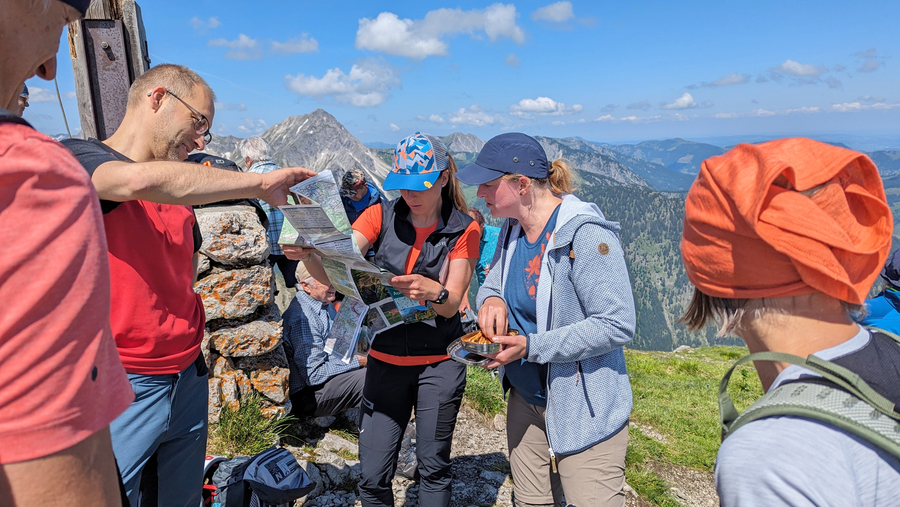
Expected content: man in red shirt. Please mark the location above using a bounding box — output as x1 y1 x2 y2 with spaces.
0 1 135 506
63 64 314 506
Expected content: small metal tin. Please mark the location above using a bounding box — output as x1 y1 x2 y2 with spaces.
447 338 489 366
459 329 518 355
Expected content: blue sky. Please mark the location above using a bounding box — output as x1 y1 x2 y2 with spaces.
25 0 900 148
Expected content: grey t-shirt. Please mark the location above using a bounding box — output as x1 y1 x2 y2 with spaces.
715 327 900 506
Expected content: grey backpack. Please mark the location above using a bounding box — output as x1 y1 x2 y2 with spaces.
210 446 314 507
719 329 900 459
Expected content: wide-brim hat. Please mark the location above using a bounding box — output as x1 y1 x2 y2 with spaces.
383 132 448 191
457 132 549 186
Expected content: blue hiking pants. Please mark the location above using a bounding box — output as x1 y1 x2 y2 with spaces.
110 358 208 507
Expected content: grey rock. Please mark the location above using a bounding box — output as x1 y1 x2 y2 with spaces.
194 264 274 321
298 459 324 502
479 470 506 487
493 413 506 432
196 253 211 276
317 433 359 455
313 416 336 428
674 345 692 353
314 450 353 487
195 205 269 266
233 345 289 370
209 319 283 358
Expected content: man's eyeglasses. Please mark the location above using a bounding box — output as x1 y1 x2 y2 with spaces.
165 90 212 144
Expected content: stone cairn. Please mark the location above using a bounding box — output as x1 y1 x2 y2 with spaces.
193 204 291 423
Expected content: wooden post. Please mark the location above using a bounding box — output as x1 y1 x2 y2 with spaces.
68 0 150 140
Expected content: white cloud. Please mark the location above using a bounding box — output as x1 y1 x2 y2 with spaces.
428 114 445 123
237 118 267 135
449 105 495 126
208 34 263 60
532 1 574 22
190 16 221 32
271 34 319 54
859 94 886 103
751 109 776 116
355 4 525 59
285 58 401 107
26 86 57 103
505 53 520 68
388 123 400 131
595 114 615 122
63 91 77 100
690 72 749 88
772 59 826 77
663 93 697 110
509 96 583 117
215 102 247 111
626 100 651 111
715 112 738 118
785 106 821 114
832 101 900 112
551 120 566 126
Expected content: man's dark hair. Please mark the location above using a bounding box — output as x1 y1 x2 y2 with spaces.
467 207 484 228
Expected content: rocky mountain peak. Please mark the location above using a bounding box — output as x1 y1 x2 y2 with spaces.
441 132 485 154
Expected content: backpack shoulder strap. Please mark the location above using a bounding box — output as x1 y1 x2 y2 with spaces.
719 348 900 460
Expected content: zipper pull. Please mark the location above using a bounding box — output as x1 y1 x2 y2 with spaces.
549 447 558 473
575 361 582 386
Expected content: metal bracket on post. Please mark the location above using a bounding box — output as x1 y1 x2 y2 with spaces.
68 0 149 140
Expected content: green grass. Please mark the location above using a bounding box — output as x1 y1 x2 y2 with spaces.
625 346 762 472
459 346 764 506
207 395 296 457
463 366 507 418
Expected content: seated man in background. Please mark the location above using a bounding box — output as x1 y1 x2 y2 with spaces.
860 249 900 335
283 265 366 418
680 138 900 505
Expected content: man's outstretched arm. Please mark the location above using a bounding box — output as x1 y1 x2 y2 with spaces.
90 159 316 207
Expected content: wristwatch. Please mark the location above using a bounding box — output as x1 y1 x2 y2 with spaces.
431 286 450 305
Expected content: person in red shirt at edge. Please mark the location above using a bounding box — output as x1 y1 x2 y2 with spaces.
0 1 134 506
61 63 316 507
287 132 481 506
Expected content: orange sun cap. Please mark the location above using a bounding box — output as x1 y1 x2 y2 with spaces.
681 137 892 305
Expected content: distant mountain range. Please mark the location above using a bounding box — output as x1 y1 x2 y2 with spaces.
198 110 900 351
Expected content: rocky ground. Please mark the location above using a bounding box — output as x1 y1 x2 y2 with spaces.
282 406 715 507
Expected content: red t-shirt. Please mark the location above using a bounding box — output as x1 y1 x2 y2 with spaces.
0 124 133 464
63 138 206 375
353 203 481 274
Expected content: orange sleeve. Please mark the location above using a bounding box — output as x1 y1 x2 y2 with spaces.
449 221 482 260
352 203 383 247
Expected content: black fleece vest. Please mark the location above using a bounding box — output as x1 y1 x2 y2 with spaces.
370 198 473 356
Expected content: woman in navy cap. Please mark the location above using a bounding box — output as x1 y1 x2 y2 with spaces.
456 133 636 507
292 132 480 506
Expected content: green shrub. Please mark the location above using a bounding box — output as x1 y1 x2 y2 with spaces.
208 395 295 457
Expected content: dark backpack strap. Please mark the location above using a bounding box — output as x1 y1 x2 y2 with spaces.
0 112 32 129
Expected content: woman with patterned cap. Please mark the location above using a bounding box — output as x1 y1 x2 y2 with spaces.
288 132 480 506
457 132 636 507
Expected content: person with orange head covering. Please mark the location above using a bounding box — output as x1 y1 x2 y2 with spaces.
680 137 900 505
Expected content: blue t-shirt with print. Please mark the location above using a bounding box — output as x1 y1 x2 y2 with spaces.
503 205 560 407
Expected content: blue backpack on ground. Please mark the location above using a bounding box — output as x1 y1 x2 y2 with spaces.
208 446 314 507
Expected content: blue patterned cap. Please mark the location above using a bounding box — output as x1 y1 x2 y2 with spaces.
383 132 449 191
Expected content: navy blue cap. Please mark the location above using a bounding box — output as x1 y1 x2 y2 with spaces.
881 249 900 287
60 0 91 16
456 133 549 186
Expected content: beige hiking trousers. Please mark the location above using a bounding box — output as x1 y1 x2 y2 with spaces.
506 388 628 507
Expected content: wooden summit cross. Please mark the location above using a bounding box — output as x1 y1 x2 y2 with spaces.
67 0 150 140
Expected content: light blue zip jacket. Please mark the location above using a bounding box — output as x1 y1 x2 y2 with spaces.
476 194 635 455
